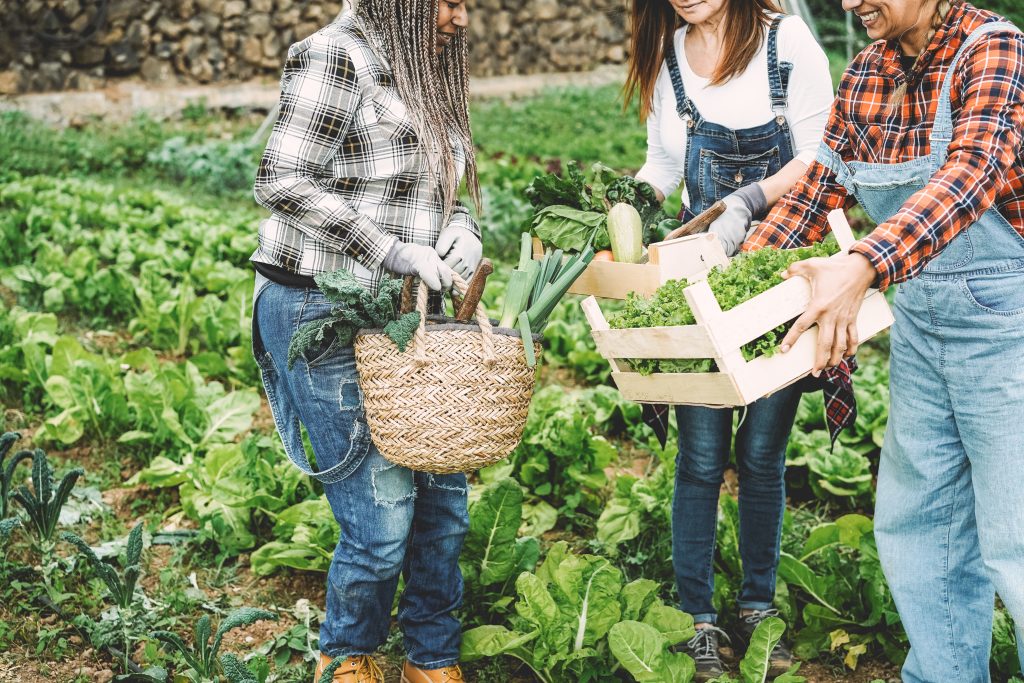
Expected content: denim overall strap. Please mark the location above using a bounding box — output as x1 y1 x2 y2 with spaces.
665 43 697 125
677 15 795 216
251 272 370 484
766 14 792 122
929 20 1020 168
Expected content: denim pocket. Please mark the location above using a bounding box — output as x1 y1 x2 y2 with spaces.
959 271 1024 316
703 147 778 202
297 291 343 368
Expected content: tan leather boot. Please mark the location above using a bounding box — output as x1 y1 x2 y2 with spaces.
313 653 384 683
400 661 464 683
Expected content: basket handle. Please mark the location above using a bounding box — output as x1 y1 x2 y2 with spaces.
412 273 496 366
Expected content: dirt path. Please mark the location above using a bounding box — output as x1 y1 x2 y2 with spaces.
0 65 626 128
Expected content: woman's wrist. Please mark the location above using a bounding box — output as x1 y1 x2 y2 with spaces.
731 182 768 220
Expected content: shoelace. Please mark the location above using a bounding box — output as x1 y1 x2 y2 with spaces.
442 666 464 680
686 626 730 660
741 607 782 626
358 657 384 680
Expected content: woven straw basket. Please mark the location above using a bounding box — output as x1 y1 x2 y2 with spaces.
353 274 541 474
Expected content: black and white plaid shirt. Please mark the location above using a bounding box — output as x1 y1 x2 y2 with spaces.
252 12 479 294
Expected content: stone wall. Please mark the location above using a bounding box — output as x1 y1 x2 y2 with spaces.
0 0 631 95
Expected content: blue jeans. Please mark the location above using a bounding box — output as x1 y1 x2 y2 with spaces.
673 384 802 624
876 273 1024 682
252 276 468 668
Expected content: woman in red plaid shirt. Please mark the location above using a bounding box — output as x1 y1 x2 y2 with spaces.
744 0 1024 680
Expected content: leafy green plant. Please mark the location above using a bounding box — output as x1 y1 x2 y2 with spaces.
595 463 674 580
38 336 131 445
462 542 695 683
461 478 541 625
0 516 20 565
508 385 615 522
777 515 905 668
786 431 874 505
526 162 670 252
131 444 263 553
1 431 33 519
991 607 1022 681
250 498 339 576
11 448 83 550
62 523 146 674
153 607 277 683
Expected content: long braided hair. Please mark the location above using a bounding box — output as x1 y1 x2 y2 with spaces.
888 0 958 112
354 0 480 214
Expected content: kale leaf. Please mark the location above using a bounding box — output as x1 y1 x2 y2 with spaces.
286 269 421 369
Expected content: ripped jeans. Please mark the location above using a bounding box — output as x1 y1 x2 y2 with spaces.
252 275 469 668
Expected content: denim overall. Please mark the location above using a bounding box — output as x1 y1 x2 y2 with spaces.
251 273 468 668
667 14 795 217
816 21 1024 682
667 16 805 625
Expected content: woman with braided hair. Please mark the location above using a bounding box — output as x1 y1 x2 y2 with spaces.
250 1 478 681
744 0 1024 679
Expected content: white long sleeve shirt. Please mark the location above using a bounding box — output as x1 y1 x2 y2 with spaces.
637 16 834 205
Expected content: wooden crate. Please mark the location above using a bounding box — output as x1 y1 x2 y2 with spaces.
532 233 729 299
579 210 895 407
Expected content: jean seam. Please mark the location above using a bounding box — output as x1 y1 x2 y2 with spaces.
942 474 962 682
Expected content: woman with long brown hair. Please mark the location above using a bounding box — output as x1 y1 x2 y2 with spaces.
625 0 833 678
251 1 479 681
745 0 1024 678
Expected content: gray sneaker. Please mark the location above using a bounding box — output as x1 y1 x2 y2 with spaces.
732 608 794 676
677 626 728 681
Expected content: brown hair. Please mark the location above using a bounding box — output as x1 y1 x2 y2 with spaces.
624 0 783 121
887 0 957 113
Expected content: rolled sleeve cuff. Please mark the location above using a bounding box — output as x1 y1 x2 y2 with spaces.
849 239 896 292
345 213 397 270
447 206 481 239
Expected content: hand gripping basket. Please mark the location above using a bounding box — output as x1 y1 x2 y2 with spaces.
353 274 541 474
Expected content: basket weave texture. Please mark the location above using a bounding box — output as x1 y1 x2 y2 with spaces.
354 274 540 474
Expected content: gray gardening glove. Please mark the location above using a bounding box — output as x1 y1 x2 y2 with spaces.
382 241 454 292
709 183 769 257
434 224 483 280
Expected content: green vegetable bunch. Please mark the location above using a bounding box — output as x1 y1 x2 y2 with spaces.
287 269 421 369
526 162 671 253
610 243 839 374
461 541 696 683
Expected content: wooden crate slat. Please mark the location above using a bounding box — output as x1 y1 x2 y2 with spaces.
590 326 717 359
732 289 894 403
828 209 856 252
580 296 623 373
611 371 744 406
567 260 661 298
649 233 727 284
712 276 812 351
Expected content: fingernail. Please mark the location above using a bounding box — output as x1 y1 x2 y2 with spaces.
780 344 790 353
812 369 821 378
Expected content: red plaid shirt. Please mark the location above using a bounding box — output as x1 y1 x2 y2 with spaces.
744 2 1024 290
